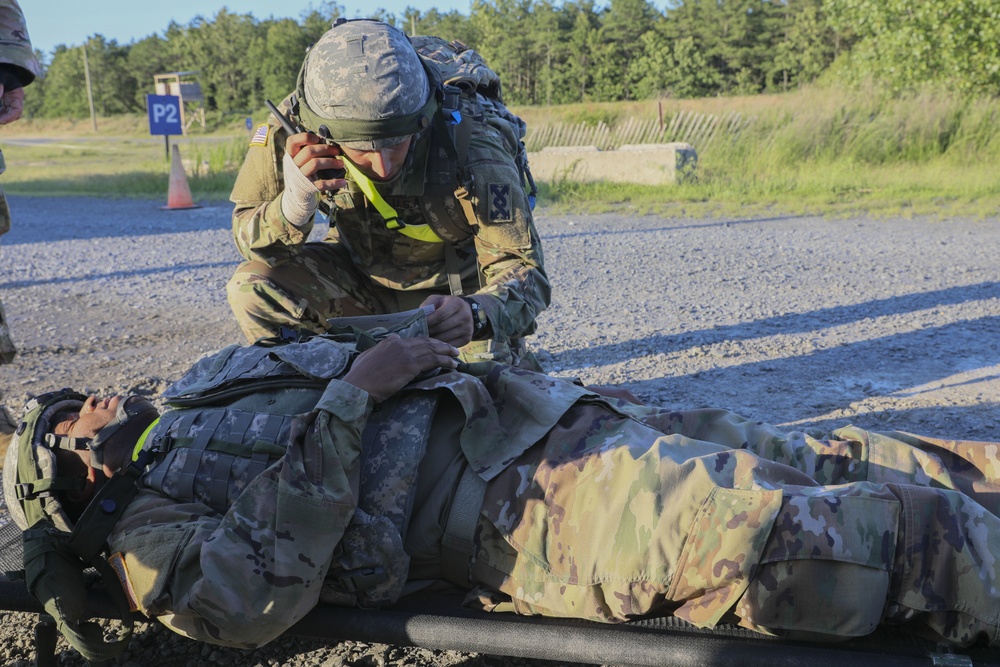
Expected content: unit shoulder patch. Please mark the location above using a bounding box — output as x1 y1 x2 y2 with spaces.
488 183 512 223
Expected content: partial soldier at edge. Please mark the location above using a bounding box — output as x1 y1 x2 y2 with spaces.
0 0 41 367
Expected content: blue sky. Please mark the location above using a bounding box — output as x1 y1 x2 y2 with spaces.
23 1 476 59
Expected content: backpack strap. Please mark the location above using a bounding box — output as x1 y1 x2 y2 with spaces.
420 82 477 246
440 464 487 587
67 449 155 561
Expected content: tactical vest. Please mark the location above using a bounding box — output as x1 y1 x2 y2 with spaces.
142 334 441 606
324 90 482 269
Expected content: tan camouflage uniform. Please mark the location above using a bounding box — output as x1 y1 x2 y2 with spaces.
0 0 40 364
107 351 1000 649
226 45 548 365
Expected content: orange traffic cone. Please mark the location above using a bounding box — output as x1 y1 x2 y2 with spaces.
161 144 200 210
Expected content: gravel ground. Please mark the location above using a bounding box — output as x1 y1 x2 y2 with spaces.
1 195 999 665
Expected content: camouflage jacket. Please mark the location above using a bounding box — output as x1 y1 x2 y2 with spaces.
230 94 550 344
106 339 590 648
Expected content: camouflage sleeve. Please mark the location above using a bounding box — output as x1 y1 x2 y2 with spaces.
230 103 315 265
463 123 551 341
107 380 371 648
0 1 41 83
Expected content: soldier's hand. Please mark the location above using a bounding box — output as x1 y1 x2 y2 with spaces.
422 295 474 347
0 86 24 124
285 132 347 191
342 335 459 403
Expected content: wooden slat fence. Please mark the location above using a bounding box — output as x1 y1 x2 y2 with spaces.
524 111 753 151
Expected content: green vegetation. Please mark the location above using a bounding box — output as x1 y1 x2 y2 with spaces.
24 0 998 118
0 136 245 200
5 0 998 217
538 85 1000 217
3 85 998 218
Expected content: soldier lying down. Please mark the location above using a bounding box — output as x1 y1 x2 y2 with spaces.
6 333 1000 660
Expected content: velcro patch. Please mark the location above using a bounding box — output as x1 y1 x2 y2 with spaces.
249 124 270 147
488 183 512 222
108 552 140 612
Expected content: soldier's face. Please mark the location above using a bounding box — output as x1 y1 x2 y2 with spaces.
340 136 413 181
52 395 142 478
53 395 121 441
50 397 118 504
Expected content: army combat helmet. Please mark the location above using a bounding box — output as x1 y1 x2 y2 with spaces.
295 18 436 150
3 388 158 531
3 388 90 531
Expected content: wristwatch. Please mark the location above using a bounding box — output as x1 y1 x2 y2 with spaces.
463 297 489 339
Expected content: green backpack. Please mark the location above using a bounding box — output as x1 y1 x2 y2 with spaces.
412 34 538 227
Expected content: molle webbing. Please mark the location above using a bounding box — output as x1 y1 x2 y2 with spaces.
322 391 442 607
141 407 299 514
138 391 444 609
357 392 441 537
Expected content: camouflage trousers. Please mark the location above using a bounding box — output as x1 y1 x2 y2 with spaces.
471 403 1000 647
227 242 528 365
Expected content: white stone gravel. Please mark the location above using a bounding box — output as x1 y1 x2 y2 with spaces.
2 196 999 665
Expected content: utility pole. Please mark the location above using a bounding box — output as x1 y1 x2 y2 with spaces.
82 45 97 131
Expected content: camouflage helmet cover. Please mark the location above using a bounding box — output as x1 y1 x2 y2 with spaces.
3 389 87 532
298 19 435 150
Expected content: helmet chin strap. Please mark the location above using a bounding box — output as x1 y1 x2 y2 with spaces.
43 431 91 453
85 396 159 471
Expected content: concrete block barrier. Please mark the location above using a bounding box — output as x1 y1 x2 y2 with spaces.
527 142 697 185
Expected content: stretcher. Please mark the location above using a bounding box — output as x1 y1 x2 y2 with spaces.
1 517 997 667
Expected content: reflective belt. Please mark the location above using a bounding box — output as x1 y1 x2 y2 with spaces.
341 157 444 244
440 465 487 587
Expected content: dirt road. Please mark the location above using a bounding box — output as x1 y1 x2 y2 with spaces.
1 196 998 665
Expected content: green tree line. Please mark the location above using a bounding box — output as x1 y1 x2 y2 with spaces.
22 0 1000 120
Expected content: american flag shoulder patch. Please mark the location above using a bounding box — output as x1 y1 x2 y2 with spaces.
108 552 140 612
250 124 270 147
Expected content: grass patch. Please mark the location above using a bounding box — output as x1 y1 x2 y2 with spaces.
540 158 1000 219
0 136 245 200
535 85 1000 218
3 86 1000 217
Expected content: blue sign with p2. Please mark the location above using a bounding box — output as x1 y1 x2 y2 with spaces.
147 94 182 135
